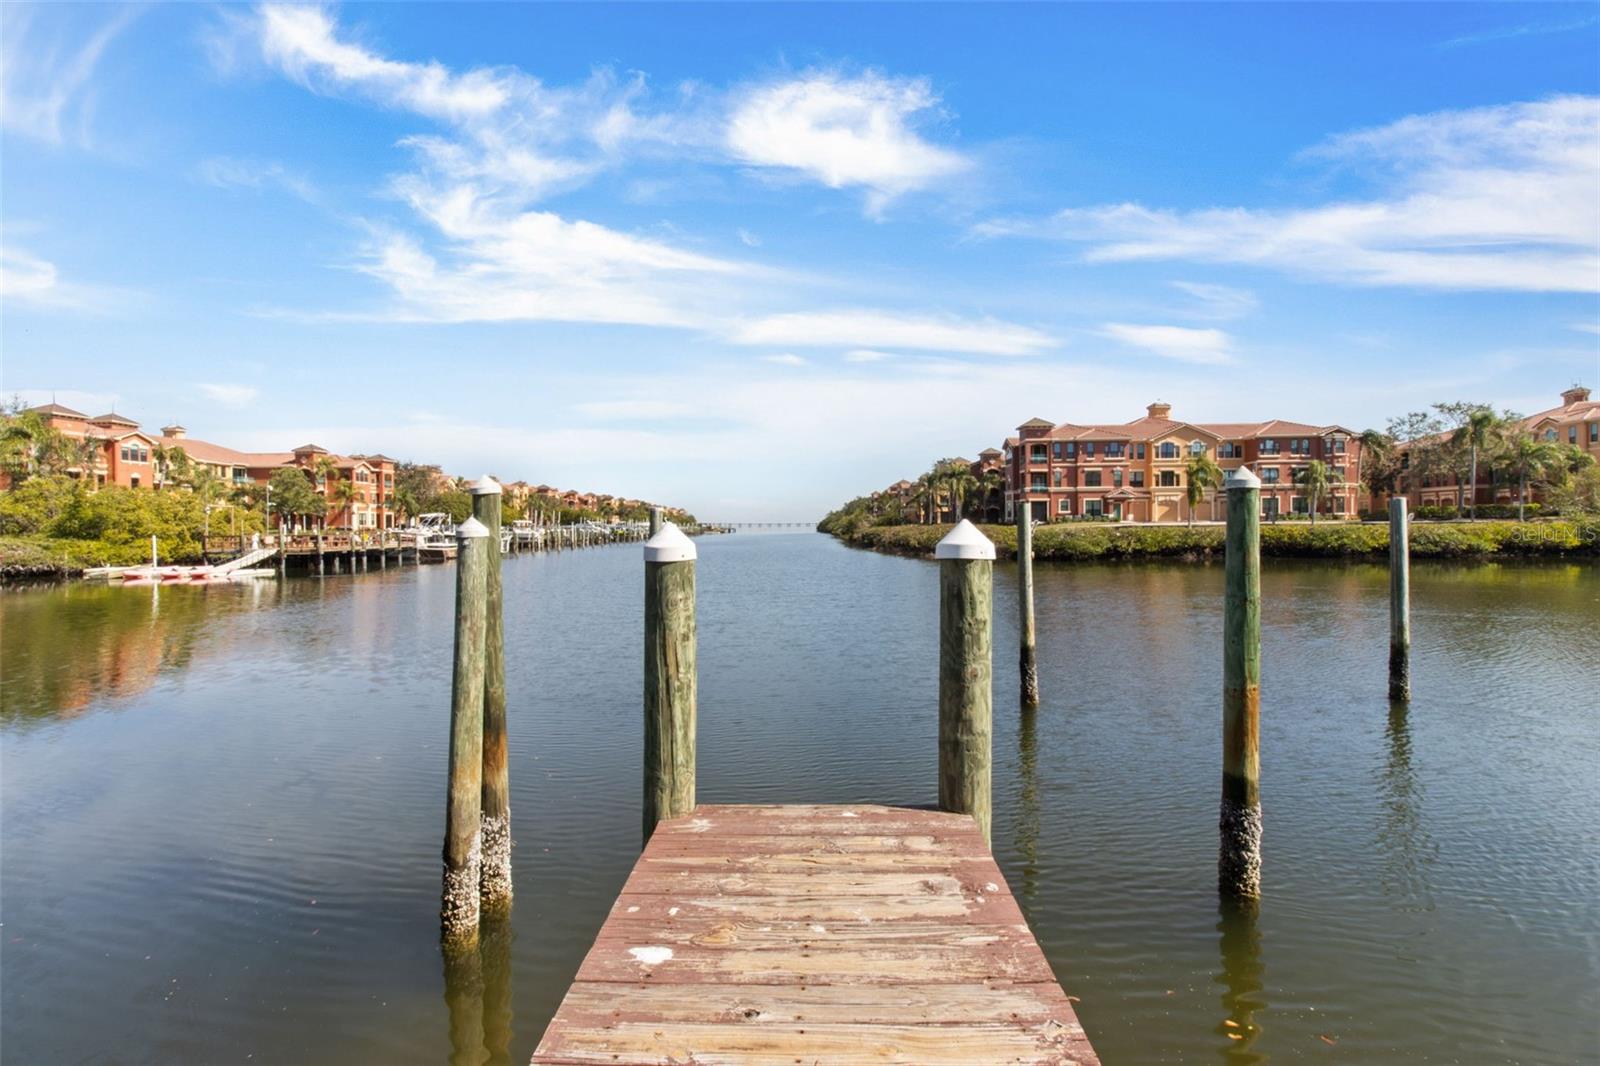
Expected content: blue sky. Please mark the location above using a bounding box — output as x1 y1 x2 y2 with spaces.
3 2 1597 519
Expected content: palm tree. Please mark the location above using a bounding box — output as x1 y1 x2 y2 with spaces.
938 463 978 522
974 468 1006 520
1452 408 1504 520
331 475 360 544
1184 454 1224 526
1294 460 1333 525
914 471 939 524
1500 433 1562 521
1356 429 1394 508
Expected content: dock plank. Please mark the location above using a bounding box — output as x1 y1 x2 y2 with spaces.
531 804 1098 1065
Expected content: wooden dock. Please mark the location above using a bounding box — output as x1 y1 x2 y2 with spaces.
531 803 1098 1065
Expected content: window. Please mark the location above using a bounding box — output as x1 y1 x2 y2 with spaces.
1189 440 1206 455
1333 497 1346 513
1065 441 1076 457
1112 468 1124 487
1262 496 1279 517
1105 442 1125 458
1030 475 1047 491
1591 422 1598 443
119 445 149 463
1260 439 1280 455
1083 471 1102 487
1292 496 1308 514
1084 442 1096 458
1262 467 1281 484
1084 499 1104 517
130 475 140 488
1058 499 1072 514
1218 442 1239 459
1159 470 1179 487
1570 426 1579 444
1333 467 1347 482
1052 442 1062 460
1135 443 1146 459
1030 444 1048 463
1158 442 1179 459
1053 469 1064 486
1130 471 1145 487
1331 437 1347 454
1545 429 1556 441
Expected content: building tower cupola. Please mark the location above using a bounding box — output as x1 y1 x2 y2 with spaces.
1561 384 1591 406
1146 400 1173 419
161 424 187 439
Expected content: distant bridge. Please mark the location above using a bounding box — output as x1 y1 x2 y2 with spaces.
701 521 817 530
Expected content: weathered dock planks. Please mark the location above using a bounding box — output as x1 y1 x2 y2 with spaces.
531 803 1098 1065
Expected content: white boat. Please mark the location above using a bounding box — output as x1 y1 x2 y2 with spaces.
401 513 459 561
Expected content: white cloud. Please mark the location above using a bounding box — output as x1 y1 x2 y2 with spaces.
197 157 319 202
843 349 895 363
727 71 970 213
197 383 260 408
737 228 761 247
1099 324 1235 365
761 353 807 366
0 244 138 313
574 399 696 420
0 6 138 147
1170 281 1258 321
732 310 1054 356
1571 322 1600 335
978 96 1600 293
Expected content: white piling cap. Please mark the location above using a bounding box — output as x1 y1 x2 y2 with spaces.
456 516 490 539
935 519 996 561
643 521 697 563
1225 466 1261 490
469 475 502 496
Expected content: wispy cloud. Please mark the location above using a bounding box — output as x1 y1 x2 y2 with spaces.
198 383 260 408
843 348 895 363
1439 15 1598 50
1170 281 1258 321
732 310 1054 356
0 5 139 147
197 157 319 202
976 96 1600 293
727 71 970 214
0 244 139 313
574 399 697 420
1099 323 1235 365
761 352 808 366
1571 322 1600 336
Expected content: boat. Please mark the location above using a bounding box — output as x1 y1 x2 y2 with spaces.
400 513 459 562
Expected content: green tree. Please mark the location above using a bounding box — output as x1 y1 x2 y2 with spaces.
1294 460 1333 525
1184 453 1224 525
1500 433 1563 521
1356 429 1397 505
934 459 977 522
267 467 324 528
1451 407 1505 520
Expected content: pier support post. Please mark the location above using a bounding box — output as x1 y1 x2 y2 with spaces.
278 522 287 577
649 507 663 536
643 523 697 844
1016 510 1040 708
316 528 325 575
471 476 512 912
1388 497 1411 702
1220 467 1262 899
937 519 995 844
443 517 491 944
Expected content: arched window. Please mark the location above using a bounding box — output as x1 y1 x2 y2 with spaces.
1158 442 1180 459
1189 440 1206 455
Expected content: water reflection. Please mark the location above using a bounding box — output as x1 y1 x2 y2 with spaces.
1215 898 1266 1065
1015 702 1041 904
442 915 515 1066
1378 702 1433 907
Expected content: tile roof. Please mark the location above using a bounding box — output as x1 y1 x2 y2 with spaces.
27 402 88 417
89 412 140 426
157 434 292 467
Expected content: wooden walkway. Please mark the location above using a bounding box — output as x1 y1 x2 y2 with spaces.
531 804 1098 1065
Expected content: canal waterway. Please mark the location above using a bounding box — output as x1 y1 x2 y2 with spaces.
2 533 1596 1064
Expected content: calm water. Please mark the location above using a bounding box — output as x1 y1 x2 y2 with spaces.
3 534 1597 1064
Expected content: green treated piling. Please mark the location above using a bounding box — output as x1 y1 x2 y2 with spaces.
649 507 663 536
442 517 491 944
1016 509 1039 707
1388 497 1411 702
1220 466 1262 899
642 522 697 844
471 477 512 912
937 519 995 845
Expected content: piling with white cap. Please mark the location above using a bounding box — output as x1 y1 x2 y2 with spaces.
468 477 512 912
1388 497 1411 703
643 523 697 843
1220 466 1262 899
443 515 490 943
1016 510 1040 708
936 520 995 844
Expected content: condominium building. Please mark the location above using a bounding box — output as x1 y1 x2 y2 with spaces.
1004 401 1362 523
1397 385 1598 509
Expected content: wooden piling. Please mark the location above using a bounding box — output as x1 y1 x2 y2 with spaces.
1015 510 1040 708
1220 467 1262 899
443 516 491 944
642 522 697 844
649 507 663 536
936 519 995 845
316 528 325 575
1388 497 1411 702
470 477 512 912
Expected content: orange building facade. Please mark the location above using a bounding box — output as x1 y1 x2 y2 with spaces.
1003 402 1363 523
